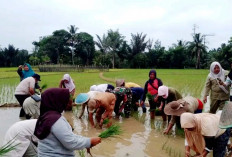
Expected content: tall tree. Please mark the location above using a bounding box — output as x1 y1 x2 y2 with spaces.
188 33 207 69
130 33 147 55
74 32 95 65
106 29 125 68
67 25 78 65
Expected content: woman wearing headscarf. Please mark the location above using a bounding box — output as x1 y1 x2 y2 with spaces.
90 84 115 92
203 61 229 113
34 88 101 157
181 112 230 157
155 85 182 123
59 74 76 110
17 63 35 81
140 70 163 118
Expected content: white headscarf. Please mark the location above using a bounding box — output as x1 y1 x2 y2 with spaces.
63 74 75 92
209 61 225 81
158 85 169 99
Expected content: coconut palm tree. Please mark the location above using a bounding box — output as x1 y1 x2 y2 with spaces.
130 33 148 55
67 25 78 65
188 33 207 69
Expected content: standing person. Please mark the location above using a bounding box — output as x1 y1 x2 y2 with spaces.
90 84 115 92
17 63 35 81
77 91 116 128
155 85 182 122
15 74 41 118
59 74 75 110
219 62 232 101
203 61 230 113
34 88 101 157
181 112 230 157
3 119 38 157
140 70 163 119
163 96 203 134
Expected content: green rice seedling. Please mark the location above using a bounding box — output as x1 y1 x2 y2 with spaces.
98 124 122 138
162 140 168 150
41 83 48 90
78 149 86 157
175 127 185 137
103 118 109 125
0 136 19 156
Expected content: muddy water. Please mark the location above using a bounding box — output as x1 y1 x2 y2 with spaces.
0 107 187 157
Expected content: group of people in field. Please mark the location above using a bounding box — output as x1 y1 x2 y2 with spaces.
2 61 232 157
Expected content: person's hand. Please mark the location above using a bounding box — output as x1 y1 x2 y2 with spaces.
39 88 42 93
18 65 23 70
140 101 144 107
90 137 101 147
203 96 207 103
158 106 162 111
185 151 190 157
163 129 169 135
154 96 158 102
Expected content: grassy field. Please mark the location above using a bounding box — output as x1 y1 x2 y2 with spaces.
0 67 209 104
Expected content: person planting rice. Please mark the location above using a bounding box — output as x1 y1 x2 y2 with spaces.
181 112 230 157
59 74 75 110
77 91 116 128
130 87 147 113
163 96 203 134
14 74 41 118
3 119 38 157
17 63 41 91
155 85 182 122
90 83 115 92
203 61 229 113
23 95 41 119
34 88 101 157
140 69 163 119
115 79 141 88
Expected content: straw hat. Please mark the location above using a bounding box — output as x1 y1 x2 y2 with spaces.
75 93 89 104
219 101 232 129
116 79 125 87
164 99 189 116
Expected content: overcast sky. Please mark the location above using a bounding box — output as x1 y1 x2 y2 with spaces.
0 0 231 52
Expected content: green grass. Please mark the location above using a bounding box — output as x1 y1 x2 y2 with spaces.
0 68 208 104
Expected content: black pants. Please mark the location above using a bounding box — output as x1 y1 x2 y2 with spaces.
15 94 30 117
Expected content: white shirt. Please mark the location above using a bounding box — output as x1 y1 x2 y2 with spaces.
15 77 35 95
90 84 108 92
3 119 38 157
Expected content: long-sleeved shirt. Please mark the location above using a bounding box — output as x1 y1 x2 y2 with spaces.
38 116 91 157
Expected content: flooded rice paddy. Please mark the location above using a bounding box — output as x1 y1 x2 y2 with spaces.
0 105 213 157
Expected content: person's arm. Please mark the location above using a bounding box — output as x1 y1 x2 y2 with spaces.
52 117 99 150
141 82 148 106
88 112 95 127
203 77 211 103
59 80 64 88
163 116 176 134
17 66 23 81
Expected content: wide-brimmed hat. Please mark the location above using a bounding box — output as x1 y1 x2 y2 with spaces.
219 101 232 129
164 99 189 116
75 93 89 104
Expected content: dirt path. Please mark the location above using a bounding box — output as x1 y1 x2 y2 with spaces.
99 72 115 83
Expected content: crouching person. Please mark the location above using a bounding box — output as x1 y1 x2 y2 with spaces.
77 91 116 128
181 112 230 157
3 119 38 157
23 95 41 119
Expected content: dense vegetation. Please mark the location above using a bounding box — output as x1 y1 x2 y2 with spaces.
1 25 232 69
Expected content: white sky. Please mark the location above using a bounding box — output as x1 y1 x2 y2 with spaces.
0 0 231 52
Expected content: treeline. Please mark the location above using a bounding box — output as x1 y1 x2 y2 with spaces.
1 25 232 69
